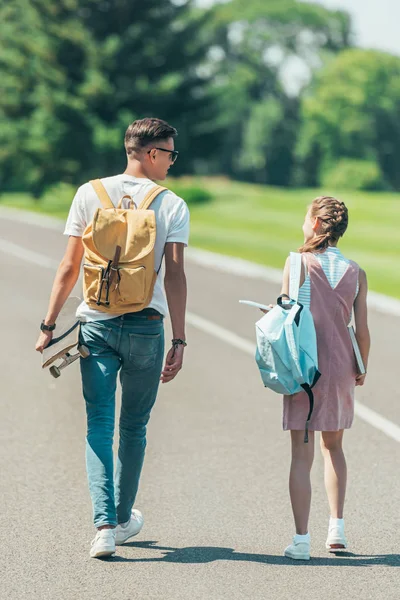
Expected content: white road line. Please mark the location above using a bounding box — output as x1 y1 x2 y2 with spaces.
186 312 400 444
186 247 400 318
2 236 400 444
354 402 400 444
2 206 400 317
0 206 65 232
187 247 282 284
186 311 255 355
0 239 59 270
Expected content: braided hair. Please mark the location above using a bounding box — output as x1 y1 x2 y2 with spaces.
299 196 349 254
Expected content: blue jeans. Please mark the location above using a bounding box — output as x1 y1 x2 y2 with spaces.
79 311 164 527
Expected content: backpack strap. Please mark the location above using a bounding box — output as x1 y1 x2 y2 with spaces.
139 185 167 273
301 370 321 443
139 185 167 210
288 252 321 443
289 252 303 302
90 179 114 209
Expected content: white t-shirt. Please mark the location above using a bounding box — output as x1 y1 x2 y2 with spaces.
64 174 190 321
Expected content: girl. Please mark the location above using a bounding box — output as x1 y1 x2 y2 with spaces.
280 196 370 560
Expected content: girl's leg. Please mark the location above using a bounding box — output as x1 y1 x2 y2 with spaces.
320 430 346 518
289 430 315 534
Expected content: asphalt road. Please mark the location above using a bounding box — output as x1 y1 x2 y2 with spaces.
1 210 399 600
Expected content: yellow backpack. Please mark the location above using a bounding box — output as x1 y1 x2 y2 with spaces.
82 179 166 314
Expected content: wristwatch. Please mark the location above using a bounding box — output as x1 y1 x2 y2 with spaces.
40 321 56 332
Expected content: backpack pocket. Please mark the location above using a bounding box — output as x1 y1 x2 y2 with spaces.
83 263 146 308
115 266 146 305
83 264 103 304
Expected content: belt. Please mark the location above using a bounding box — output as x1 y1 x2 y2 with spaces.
123 308 163 321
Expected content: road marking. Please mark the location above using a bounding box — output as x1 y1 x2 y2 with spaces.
0 239 59 269
186 311 255 355
2 236 400 444
187 247 282 284
2 206 400 317
0 206 65 232
186 312 400 444
353 402 400 443
186 247 400 318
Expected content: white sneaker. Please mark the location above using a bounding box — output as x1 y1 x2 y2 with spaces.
326 519 347 550
90 528 116 558
115 509 144 545
284 534 311 560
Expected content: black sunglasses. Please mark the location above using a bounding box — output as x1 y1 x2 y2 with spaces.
148 147 179 163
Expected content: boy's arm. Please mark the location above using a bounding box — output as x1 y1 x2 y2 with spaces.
161 241 187 384
353 268 370 385
35 236 84 352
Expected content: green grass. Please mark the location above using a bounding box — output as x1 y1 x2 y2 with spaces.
0 187 74 220
1 177 399 298
175 177 400 299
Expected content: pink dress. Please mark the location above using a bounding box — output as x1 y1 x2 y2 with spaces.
283 252 359 432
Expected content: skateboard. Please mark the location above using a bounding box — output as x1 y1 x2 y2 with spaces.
42 296 90 378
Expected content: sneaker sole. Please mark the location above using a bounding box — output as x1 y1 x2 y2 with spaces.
284 550 310 561
325 537 347 550
326 542 347 550
90 547 116 558
115 529 142 546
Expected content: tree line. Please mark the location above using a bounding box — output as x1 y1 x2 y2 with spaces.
1 0 400 194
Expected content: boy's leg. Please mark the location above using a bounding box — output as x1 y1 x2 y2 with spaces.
80 321 120 528
115 320 164 524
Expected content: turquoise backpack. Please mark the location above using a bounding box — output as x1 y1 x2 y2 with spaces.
255 252 321 442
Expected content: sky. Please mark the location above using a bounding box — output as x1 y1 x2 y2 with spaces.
196 0 400 58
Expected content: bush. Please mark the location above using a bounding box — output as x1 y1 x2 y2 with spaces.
322 159 388 191
38 181 213 216
168 183 213 205
38 182 77 215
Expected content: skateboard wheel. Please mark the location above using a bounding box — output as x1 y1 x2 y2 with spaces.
78 344 90 358
50 366 61 378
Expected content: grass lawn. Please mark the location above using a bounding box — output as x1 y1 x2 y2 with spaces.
180 177 400 299
1 177 399 298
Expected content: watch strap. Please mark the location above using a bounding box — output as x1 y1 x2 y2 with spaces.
41 321 56 332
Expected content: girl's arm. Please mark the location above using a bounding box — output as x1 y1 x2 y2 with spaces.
259 255 291 314
280 255 306 297
259 254 306 314
353 269 371 386
280 256 290 297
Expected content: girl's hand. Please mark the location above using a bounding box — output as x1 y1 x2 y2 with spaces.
355 373 367 386
260 304 274 314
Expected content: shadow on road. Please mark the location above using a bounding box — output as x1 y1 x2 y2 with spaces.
107 541 400 567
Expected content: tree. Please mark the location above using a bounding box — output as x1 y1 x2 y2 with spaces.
297 48 400 190
203 0 352 184
0 0 102 193
74 0 218 176
0 0 216 193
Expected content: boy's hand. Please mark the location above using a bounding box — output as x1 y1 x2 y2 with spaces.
355 373 367 386
161 344 185 384
35 330 53 353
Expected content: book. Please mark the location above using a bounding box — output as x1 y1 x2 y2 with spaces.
348 326 366 375
239 300 271 311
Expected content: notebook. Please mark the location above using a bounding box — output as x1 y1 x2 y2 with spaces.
348 326 366 375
